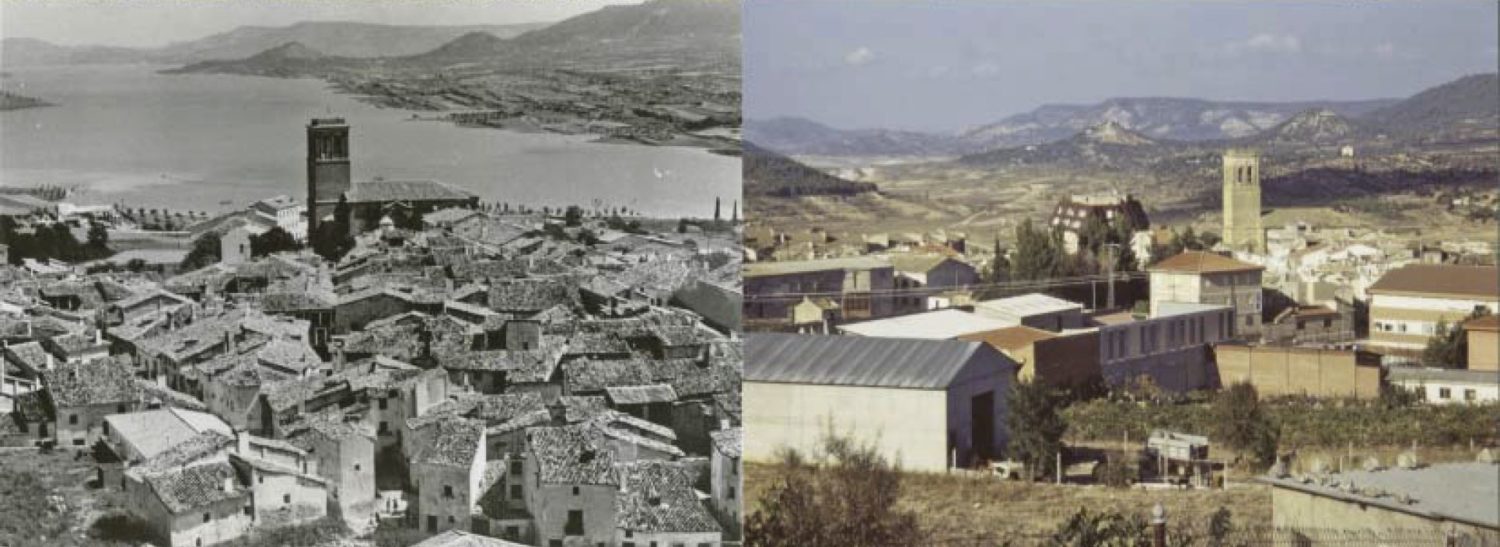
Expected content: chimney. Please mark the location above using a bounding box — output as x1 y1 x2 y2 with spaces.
94 328 103 346
719 418 730 431
46 353 54 370
224 330 234 353
236 429 250 455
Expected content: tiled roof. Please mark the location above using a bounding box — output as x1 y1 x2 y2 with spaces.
526 425 617 486
411 530 531 547
42 357 140 408
105 408 231 461
605 384 678 405
614 460 721 534
959 325 1059 352
133 430 234 472
4 341 50 373
416 419 485 468
1148 251 1262 274
487 278 579 312
557 395 609 423
710 427 741 458
139 461 247 514
344 180 474 203
1368 264 1499 300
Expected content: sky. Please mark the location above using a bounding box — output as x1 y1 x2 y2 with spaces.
1 0 641 48
745 0 1500 133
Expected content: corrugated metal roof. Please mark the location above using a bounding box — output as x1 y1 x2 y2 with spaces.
746 333 1012 389
975 293 1081 317
838 309 1015 339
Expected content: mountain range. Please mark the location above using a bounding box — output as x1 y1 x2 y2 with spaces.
0 21 547 66
159 0 739 75
747 73 1498 158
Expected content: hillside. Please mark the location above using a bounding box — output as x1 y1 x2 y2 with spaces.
745 142 879 197
0 90 54 111
1363 73 1499 142
162 42 362 78
745 117 966 158
166 0 741 74
958 121 1172 169
0 22 545 66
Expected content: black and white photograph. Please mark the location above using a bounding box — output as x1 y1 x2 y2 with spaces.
0 1 743 546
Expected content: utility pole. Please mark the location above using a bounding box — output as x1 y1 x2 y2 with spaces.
1105 243 1120 310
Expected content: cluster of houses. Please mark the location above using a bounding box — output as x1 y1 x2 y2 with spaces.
741 151 1500 481
0 194 744 547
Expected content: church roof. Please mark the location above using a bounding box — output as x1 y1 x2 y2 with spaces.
344 180 474 204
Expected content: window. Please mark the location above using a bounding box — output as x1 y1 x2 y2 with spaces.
379 422 389 435
283 494 290 504
258 476 264 484
729 486 736 500
203 513 211 523
447 516 455 524
1465 389 1477 402
443 485 454 498
73 439 85 446
549 541 563 547
505 526 520 539
1439 388 1452 399
68 415 78 425
510 460 523 475
510 484 522 500
565 510 584 535
243 505 252 517
378 398 388 410
572 486 580 496
354 464 361 472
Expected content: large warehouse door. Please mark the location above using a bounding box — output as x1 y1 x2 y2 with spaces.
971 390 994 462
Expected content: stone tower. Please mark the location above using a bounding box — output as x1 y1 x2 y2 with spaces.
1221 148 1264 253
306 118 350 234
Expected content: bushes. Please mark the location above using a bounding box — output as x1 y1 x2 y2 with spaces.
1063 393 1500 450
745 432 923 546
1007 379 1069 479
1212 383 1278 466
216 517 347 547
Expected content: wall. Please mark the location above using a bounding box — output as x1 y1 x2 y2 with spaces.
166 496 253 547
743 382 948 472
414 464 474 534
945 354 1013 467
1470 329 1499 372
1031 331 1103 389
1213 345 1381 399
1098 307 1235 392
250 470 328 527
617 530 721 547
531 483 615 546
58 401 138 449
710 446 741 539
1369 294 1499 351
1271 486 1499 544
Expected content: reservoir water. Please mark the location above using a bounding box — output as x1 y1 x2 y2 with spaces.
0 65 738 218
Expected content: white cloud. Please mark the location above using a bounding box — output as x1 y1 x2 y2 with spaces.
1220 33 1301 57
844 46 876 66
970 61 1001 78
1373 42 1397 60
1241 33 1301 54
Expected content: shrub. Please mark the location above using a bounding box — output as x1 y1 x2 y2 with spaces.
745 431 923 546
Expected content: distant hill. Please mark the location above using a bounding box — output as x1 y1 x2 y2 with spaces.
165 0 740 74
1363 73 1498 142
958 97 1395 150
404 31 512 64
1248 108 1362 148
511 0 739 54
0 22 545 66
745 117 966 157
162 42 359 78
745 142 878 197
958 121 1170 169
0 90 54 111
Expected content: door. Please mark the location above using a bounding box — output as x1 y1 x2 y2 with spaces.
970 391 995 465
427 515 437 532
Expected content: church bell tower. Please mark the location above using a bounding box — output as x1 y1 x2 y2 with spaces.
306 118 350 234
1221 148 1264 254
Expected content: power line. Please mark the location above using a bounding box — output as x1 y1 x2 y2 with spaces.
744 271 1150 302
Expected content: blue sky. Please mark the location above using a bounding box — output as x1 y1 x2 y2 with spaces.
746 0 1500 132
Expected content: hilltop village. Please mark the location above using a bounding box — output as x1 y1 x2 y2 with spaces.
742 147 1499 541
0 119 743 547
